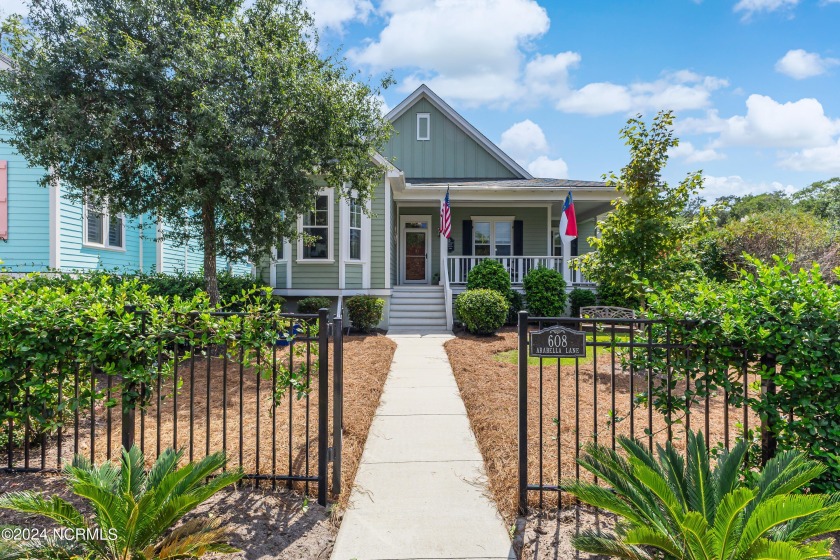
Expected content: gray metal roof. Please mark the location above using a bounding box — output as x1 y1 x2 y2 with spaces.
406 178 609 188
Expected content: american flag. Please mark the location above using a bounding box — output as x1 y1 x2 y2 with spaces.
439 186 451 238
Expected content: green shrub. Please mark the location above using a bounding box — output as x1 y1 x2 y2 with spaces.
523 267 567 317
297 296 332 315
466 259 511 294
565 431 840 560
506 289 524 325
0 446 243 559
569 288 596 317
455 289 508 335
345 296 384 332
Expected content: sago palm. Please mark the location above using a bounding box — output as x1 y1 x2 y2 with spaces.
563 430 840 560
0 446 243 560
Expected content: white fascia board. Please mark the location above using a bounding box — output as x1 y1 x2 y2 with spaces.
393 186 617 203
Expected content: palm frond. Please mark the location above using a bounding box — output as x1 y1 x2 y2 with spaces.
120 445 149 499
737 494 828 554
624 525 683 558
0 538 82 560
629 460 685 526
572 530 654 560
685 430 716 525
0 492 86 530
561 482 649 527
744 538 820 560
146 448 184 490
713 440 748 502
712 487 755 560
150 517 239 559
796 538 834 560
681 511 715 560
657 440 689 510
784 504 840 542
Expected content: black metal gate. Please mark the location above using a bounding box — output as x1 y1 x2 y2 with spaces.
2 309 343 507
516 311 755 514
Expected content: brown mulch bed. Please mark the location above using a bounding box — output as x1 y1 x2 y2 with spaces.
1 334 396 558
445 328 760 524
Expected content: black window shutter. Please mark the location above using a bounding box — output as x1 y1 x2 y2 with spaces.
462 220 473 255
513 220 524 256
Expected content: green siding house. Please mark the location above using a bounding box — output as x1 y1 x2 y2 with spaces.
262 85 614 331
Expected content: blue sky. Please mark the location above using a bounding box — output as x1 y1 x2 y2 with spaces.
2 0 838 201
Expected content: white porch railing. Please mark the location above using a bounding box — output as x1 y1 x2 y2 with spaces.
446 255 593 286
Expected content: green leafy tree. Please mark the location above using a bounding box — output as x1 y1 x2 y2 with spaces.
0 446 243 559
577 111 706 308
565 431 840 560
0 0 390 304
792 177 840 228
713 191 793 226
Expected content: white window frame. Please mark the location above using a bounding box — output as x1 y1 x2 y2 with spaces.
416 112 430 141
347 195 363 261
83 201 126 251
552 227 563 256
471 216 514 257
297 188 334 263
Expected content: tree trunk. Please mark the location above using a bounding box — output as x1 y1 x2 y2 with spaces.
202 199 220 306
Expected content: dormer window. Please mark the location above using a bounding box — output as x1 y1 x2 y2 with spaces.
416 113 430 141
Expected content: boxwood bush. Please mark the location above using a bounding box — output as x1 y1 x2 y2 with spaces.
569 287 597 317
345 295 385 332
466 259 511 294
506 289 524 325
297 296 332 315
523 267 567 317
455 289 509 335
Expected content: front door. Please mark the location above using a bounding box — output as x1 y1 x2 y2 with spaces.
401 216 431 284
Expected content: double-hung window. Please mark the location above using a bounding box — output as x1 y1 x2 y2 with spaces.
299 190 333 261
84 201 125 250
473 218 513 256
349 197 362 260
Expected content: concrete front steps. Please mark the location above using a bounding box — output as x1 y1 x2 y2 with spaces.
389 285 448 330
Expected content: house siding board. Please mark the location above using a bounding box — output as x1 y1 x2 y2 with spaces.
369 180 386 289
448 206 549 257
345 264 363 289
275 263 287 289
384 98 517 180
0 140 50 270
577 218 596 255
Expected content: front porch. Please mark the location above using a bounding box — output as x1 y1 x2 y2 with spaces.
445 255 591 287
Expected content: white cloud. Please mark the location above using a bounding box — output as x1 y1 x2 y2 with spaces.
499 120 549 163
499 120 568 178
670 141 725 163
775 49 839 79
303 0 373 32
780 140 840 173
523 52 581 98
350 0 550 106
527 156 569 179
734 0 799 19
702 175 796 201
556 71 728 116
714 94 840 148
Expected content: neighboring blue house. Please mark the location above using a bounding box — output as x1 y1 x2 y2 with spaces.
0 55 251 277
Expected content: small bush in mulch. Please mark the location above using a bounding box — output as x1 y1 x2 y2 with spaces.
523 267 567 317
345 296 385 332
297 296 332 314
455 289 508 335
466 259 511 294
569 287 597 317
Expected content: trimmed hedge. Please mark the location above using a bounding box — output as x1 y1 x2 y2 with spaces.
506 289 524 325
569 288 597 317
466 259 511 294
345 295 385 332
455 289 509 335
297 296 332 315
523 267 567 317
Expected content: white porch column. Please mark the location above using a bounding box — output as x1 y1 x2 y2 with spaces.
439 232 447 286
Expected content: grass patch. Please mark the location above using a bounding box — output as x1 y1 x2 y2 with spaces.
493 334 629 366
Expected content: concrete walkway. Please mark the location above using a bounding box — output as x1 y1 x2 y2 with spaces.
331 332 514 560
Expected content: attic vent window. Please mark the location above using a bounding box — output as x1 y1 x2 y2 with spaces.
416 113 430 141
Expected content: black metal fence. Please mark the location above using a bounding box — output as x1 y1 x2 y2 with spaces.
517 312 758 514
1 308 343 507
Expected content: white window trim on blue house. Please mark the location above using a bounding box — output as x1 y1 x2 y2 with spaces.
416 112 430 141
338 187 372 290
83 201 126 252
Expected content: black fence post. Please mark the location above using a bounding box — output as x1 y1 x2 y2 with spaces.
332 316 344 496
317 308 330 507
121 306 140 451
518 310 529 515
760 354 778 465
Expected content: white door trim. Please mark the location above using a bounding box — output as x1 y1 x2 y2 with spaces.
400 214 432 285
